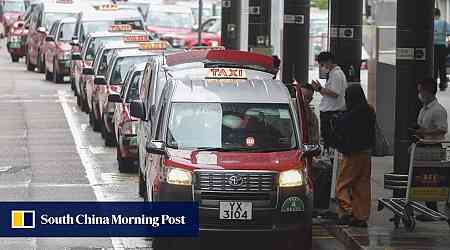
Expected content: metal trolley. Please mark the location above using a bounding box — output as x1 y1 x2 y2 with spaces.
378 140 450 232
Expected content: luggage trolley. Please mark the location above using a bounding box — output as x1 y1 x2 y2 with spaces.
378 139 450 232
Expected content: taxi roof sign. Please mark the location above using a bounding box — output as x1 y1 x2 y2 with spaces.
55 0 73 4
191 46 226 51
206 68 247 79
109 24 132 32
95 4 119 11
139 41 170 50
124 35 150 43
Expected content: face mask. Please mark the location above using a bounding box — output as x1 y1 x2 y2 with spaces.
319 66 329 79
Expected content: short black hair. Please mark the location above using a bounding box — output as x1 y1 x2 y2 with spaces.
435 8 441 17
317 52 335 64
418 77 438 95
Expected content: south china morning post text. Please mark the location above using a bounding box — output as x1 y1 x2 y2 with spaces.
0 202 199 237
40 214 186 227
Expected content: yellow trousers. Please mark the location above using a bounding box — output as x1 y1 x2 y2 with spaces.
336 151 372 221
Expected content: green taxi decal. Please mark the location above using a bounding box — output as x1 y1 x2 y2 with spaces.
281 196 305 212
129 137 138 145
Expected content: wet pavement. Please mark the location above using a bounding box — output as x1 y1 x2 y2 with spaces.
0 42 343 249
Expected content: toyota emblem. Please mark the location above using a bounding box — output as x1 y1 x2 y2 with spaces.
228 175 245 186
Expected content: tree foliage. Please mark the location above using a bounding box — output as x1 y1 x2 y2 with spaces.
311 0 328 9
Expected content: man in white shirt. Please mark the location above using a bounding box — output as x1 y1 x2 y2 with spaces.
311 52 348 150
412 78 448 221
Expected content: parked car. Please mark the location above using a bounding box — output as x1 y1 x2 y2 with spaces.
145 4 195 39
0 0 26 36
6 19 27 62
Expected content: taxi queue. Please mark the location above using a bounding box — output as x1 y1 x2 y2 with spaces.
4 1 319 249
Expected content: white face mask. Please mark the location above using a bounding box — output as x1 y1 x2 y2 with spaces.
319 66 329 79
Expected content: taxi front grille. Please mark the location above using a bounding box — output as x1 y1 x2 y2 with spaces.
194 171 277 192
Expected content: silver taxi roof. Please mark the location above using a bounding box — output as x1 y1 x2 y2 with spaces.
171 79 291 104
59 17 77 24
86 31 148 39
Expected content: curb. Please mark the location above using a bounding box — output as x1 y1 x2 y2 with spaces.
323 224 365 250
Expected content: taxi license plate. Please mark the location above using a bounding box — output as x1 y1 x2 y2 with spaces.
219 201 252 220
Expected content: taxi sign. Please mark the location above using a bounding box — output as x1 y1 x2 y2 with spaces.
124 35 150 43
55 0 73 4
207 68 247 79
109 24 132 32
139 41 169 50
191 46 226 51
96 4 119 11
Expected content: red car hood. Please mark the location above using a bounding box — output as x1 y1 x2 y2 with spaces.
166 149 303 172
164 32 218 40
147 26 192 36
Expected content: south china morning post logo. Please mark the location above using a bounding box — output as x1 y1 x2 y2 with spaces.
11 210 35 229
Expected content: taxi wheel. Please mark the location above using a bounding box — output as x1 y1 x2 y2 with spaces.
37 52 45 73
45 68 52 81
11 55 19 63
138 168 146 198
102 121 116 147
89 107 101 132
26 55 35 71
70 77 76 92
53 61 64 83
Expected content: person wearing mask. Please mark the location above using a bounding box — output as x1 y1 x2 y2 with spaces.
412 78 448 221
334 85 376 227
311 52 348 153
301 83 320 145
434 8 450 91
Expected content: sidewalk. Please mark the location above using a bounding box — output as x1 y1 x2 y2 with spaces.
323 156 450 250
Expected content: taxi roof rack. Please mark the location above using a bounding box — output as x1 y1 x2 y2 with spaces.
165 49 278 75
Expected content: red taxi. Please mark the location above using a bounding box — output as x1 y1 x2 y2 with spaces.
7 20 27 62
84 39 147 130
145 4 195 40
160 17 221 48
71 28 151 112
108 62 146 172
1 0 26 36
130 50 318 250
43 17 76 82
95 41 169 147
25 0 83 73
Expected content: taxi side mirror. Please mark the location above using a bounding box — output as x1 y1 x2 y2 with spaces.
302 144 321 157
108 94 122 103
72 52 81 60
37 26 46 33
146 140 166 155
82 67 94 75
94 76 107 85
45 36 54 42
130 101 146 120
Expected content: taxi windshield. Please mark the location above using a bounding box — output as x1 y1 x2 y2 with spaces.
82 20 144 35
111 55 152 85
4 1 25 12
58 22 76 41
147 11 193 29
44 12 77 30
85 36 123 61
167 103 298 151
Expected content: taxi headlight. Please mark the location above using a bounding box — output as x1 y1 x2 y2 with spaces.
279 169 305 187
167 168 192 186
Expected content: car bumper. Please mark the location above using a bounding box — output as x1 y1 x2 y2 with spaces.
119 135 138 158
156 182 312 233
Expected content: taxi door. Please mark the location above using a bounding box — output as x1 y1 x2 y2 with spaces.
44 22 59 73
